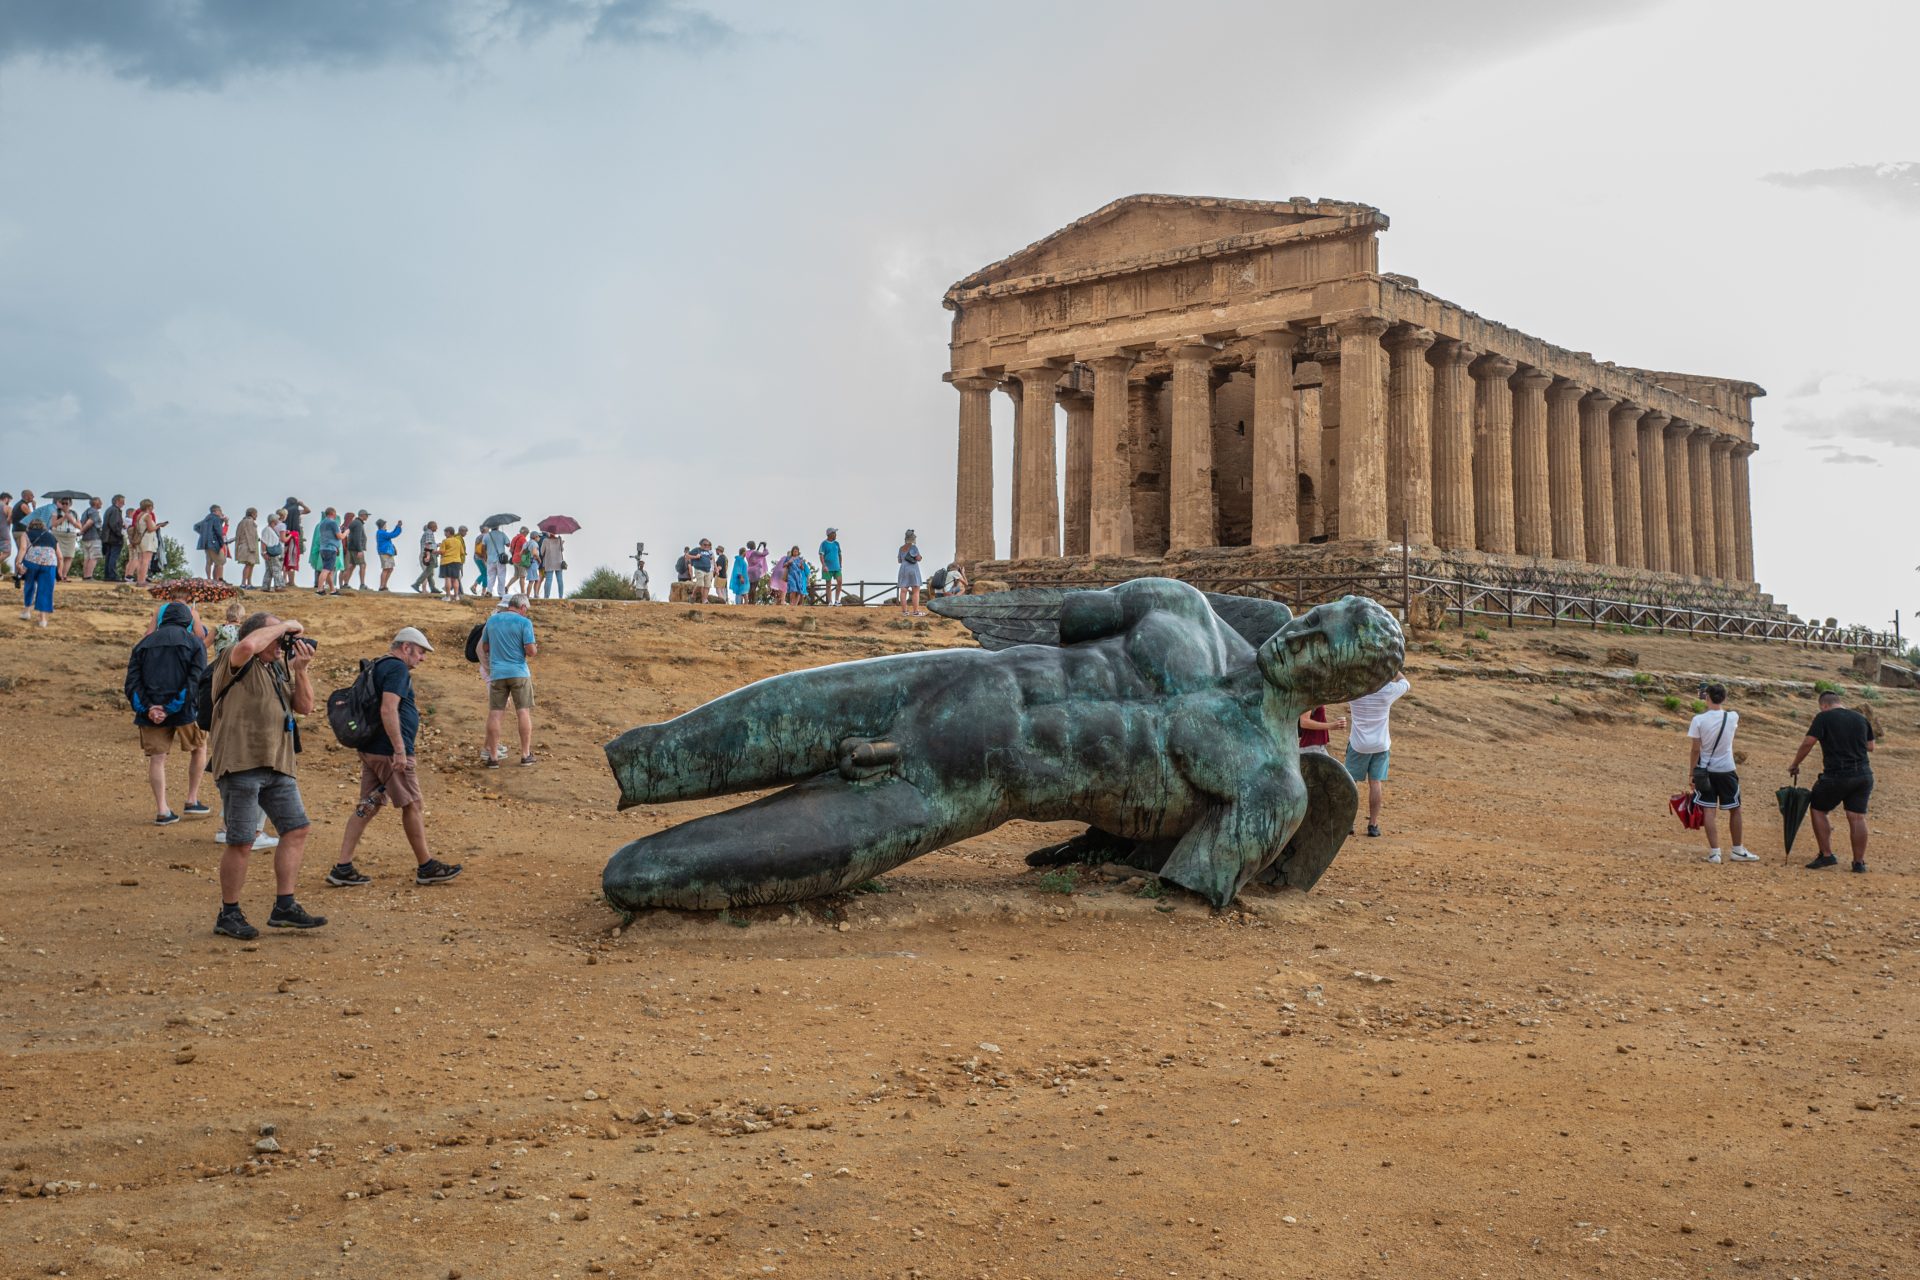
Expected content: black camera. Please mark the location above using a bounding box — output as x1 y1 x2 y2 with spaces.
282 634 318 655
1697 681 1710 698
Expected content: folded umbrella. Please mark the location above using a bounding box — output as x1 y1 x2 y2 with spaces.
481 513 520 529
538 515 581 535
1776 784 1812 859
43 489 91 502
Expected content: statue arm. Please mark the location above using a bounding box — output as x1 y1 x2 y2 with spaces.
1159 706 1301 906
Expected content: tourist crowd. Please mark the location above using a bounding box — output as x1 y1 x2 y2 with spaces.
667 528 965 616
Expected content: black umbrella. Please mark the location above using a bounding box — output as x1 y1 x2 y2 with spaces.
481 512 520 528
1776 784 1812 859
43 489 91 502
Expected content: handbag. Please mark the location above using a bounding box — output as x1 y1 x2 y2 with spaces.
1692 710 1730 795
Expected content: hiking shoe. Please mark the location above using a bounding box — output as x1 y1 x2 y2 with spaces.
518 755 536 767
484 757 499 769
1704 851 1722 864
214 909 258 941
155 811 181 826
415 860 464 885
494 745 509 761
1729 848 1760 862
182 802 212 818
1365 823 1381 838
252 832 280 851
1851 860 1868 874
1805 853 1838 870
325 863 371 887
267 901 328 929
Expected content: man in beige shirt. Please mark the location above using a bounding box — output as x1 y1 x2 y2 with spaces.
207 612 327 940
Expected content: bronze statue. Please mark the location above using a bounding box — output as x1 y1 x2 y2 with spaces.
603 578 1403 912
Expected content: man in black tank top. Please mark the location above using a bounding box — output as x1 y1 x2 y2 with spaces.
1790 690 1876 872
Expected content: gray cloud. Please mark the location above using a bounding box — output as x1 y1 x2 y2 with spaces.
1762 162 1920 213
1810 444 1880 466
0 0 727 88
1773 375 1920 451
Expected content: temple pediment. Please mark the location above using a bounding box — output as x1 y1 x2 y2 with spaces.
947 194 1383 295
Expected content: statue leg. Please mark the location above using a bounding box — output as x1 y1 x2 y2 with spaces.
603 773 976 911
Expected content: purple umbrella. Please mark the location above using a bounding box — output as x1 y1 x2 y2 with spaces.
538 515 581 535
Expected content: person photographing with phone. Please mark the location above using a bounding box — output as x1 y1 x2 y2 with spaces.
1687 682 1756 864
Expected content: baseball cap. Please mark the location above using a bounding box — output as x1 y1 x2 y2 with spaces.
393 627 434 651
826 527 838 534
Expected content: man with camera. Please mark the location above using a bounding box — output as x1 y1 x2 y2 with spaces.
207 613 327 939
1687 682 1757 864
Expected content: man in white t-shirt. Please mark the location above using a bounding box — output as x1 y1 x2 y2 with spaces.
1344 670 1411 838
1688 682 1756 864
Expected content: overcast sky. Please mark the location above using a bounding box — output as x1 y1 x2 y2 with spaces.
1 0 1913 630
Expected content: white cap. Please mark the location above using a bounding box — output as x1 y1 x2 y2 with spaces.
393 626 434 652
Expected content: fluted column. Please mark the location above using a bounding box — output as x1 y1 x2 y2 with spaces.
1545 379 1586 560
1580 392 1619 565
1609 402 1645 570
1011 365 1063 559
1731 442 1756 583
1385 326 1435 545
1000 379 1023 555
1087 355 1134 557
1249 331 1299 546
1426 339 1477 551
1509 367 1552 557
1060 387 1093 557
1335 313 1391 542
1710 436 1737 581
1636 411 1671 574
1167 343 1217 551
1663 420 1695 576
952 375 997 562
1687 428 1716 578
1470 353 1518 554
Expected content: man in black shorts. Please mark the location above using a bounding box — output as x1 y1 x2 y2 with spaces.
1789 690 1875 872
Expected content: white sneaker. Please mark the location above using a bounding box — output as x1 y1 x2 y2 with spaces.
1729 847 1760 862
1704 851 1722 864
253 832 280 850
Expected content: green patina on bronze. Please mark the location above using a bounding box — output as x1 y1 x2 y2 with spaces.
602 578 1403 912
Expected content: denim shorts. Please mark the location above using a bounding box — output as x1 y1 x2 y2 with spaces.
1345 747 1391 783
216 767 310 844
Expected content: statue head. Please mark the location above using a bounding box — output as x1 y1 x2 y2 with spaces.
1256 595 1405 711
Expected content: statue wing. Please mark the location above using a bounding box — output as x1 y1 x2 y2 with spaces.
930 587 1295 652
1257 751 1357 891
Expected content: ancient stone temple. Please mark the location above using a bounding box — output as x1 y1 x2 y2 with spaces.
944 195 1764 599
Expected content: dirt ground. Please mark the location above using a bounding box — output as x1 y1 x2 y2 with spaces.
1 583 1914 1279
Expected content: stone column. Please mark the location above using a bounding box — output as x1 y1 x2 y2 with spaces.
1167 343 1218 552
1731 442 1756 583
1384 326 1435 545
1663 420 1695 577
999 379 1023 555
1294 365 1324 540
1636 411 1671 574
1087 355 1135 557
1334 314 1391 542
1059 386 1093 557
1469 353 1518 554
1710 435 1738 581
1579 392 1619 565
1545 378 1586 560
1609 402 1645 570
1509 367 1552 558
1249 331 1300 546
1688 427 1716 579
952 375 997 563
1011 364 1063 559
1426 339 1477 551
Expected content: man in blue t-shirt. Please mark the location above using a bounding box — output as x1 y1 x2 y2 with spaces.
478 594 539 766
818 527 844 605
327 628 462 888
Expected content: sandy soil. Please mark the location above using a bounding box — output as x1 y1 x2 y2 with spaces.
1 583 1915 1279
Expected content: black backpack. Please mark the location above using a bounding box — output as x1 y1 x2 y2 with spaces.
326 657 393 750
464 622 485 663
195 654 255 732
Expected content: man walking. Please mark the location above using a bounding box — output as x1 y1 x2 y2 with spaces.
282 497 310 587
194 505 229 582
79 497 106 581
102 494 128 581
312 507 342 594
125 602 213 825
343 509 371 590
1344 669 1411 838
1790 690 1876 872
479 593 538 767
206 612 326 939
326 628 462 888
439 525 468 602
412 521 439 593
1688 682 1757 864
819 528 844 605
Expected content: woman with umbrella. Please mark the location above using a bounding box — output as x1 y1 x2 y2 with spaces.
535 517 579 598
130 499 165 586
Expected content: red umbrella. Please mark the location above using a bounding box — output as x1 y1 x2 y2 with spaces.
538 515 581 535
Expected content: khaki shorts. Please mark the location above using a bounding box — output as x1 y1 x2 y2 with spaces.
139 722 207 757
358 752 423 810
378 553 396 570
488 677 534 711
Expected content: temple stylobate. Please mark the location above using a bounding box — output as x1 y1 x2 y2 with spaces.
944 195 1762 594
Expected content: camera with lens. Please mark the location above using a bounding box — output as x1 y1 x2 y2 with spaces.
282 634 318 656
1697 681 1710 698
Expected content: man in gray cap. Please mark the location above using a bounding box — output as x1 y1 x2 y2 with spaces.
326 626 463 888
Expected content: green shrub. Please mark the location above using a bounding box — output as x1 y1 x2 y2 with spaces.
1691 699 1707 714
1632 672 1655 687
1814 678 1839 694
1470 626 1490 642
571 566 642 601
158 535 189 581
1662 694 1682 711
1036 869 1078 895
1134 878 1165 900
1858 686 1883 703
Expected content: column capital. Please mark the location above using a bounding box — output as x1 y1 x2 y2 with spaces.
950 373 999 394
1054 385 1092 405
1082 352 1137 375
1509 366 1553 392
1427 338 1479 370
1326 310 1390 340
1166 340 1220 365
1383 325 1436 354
1637 410 1671 433
1690 423 1718 441
1733 440 1758 458
1708 433 1736 454
1609 400 1643 424
1547 376 1587 401
1469 352 1517 380
1078 345 1145 364
1664 417 1694 440
1009 362 1066 390
1583 391 1620 414
1242 326 1302 353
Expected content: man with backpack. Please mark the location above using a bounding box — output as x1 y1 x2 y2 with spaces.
478 593 539 767
325 627 462 888
125 602 212 825
1688 682 1757 864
